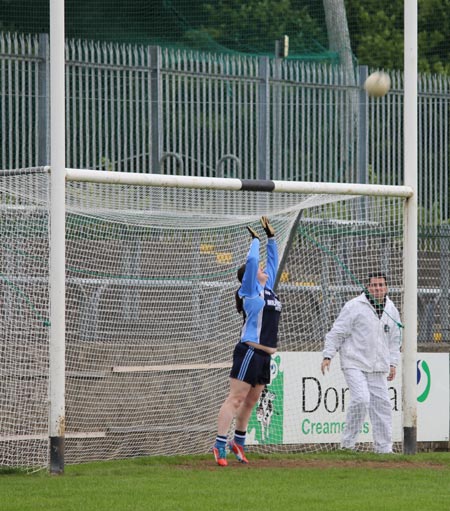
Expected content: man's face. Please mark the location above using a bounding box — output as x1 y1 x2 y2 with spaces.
367 276 388 302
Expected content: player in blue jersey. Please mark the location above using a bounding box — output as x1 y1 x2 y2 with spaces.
213 216 282 466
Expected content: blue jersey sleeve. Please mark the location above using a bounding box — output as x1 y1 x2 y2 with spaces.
239 238 260 298
264 238 278 290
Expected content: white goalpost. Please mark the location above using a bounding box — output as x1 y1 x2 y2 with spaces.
0 167 414 471
402 0 419 456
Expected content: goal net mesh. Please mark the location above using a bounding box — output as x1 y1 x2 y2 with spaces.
0 168 405 469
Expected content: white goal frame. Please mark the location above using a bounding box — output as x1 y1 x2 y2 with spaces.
46 168 417 472
48 0 418 472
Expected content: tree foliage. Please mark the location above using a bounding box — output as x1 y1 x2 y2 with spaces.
345 0 450 74
1 0 450 73
200 0 328 56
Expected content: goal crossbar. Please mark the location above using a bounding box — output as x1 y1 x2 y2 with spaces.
66 168 413 198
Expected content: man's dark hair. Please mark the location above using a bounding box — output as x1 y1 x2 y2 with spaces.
368 272 388 285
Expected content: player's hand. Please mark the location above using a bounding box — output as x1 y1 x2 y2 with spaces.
247 226 260 240
321 358 331 375
260 216 275 238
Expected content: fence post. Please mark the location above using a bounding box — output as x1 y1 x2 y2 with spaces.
150 46 162 173
38 34 49 166
272 56 282 181
257 56 270 180
356 65 369 221
441 226 450 340
357 65 368 185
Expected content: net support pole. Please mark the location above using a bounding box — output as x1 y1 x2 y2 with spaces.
402 0 418 455
49 0 66 474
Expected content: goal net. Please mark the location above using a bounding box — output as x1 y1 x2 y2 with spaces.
0 167 406 469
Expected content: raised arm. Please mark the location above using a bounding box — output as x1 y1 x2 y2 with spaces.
260 216 278 289
239 227 260 297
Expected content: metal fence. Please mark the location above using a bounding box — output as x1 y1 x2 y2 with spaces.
1 31 450 342
1 32 449 219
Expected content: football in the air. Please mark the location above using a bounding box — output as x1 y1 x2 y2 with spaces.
363 71 391 98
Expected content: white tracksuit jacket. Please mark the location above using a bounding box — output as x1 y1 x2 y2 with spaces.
323 293 401 372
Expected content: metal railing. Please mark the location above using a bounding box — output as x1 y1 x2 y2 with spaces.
1 32 449 223
1 31 450 342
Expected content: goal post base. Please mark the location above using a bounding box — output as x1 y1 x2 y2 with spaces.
403 427 417 455
49 436 65 474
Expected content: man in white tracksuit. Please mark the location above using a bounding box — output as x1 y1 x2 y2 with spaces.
321 273 402 453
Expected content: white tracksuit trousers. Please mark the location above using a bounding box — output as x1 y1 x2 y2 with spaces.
341 368 392 453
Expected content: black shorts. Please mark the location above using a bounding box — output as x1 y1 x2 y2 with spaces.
230 342 271 387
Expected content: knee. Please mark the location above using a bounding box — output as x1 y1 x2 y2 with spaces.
242 394 260 410
226 394 246 411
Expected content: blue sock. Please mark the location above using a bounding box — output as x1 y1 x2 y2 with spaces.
214 435 227 450
234 430 246 447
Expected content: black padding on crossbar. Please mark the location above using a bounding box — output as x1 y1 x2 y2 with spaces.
240 179 275 192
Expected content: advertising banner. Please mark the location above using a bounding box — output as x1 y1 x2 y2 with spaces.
247 352 449 445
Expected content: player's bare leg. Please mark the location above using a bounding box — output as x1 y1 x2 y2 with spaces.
235 383 265 431
229 383 265 464
213 378 251 466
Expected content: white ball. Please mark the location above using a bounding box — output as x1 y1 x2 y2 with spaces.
363 71 391 98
